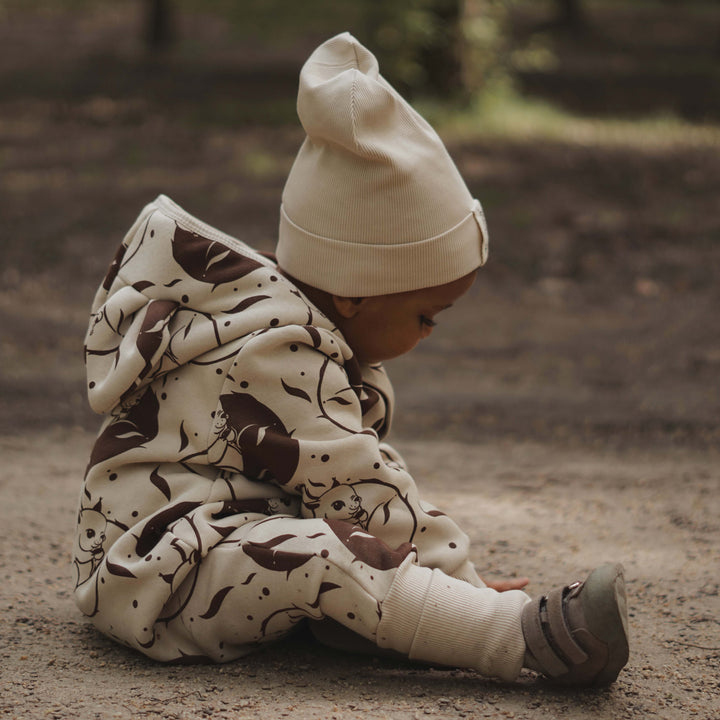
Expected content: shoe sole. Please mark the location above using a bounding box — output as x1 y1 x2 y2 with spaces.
581 562 630 685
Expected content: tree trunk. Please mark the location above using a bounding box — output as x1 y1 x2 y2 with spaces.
420 0 464 98
144 0 174 53
555 0 586 29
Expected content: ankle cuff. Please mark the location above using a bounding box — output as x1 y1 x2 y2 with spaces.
377 558 530 681
376 557 433 653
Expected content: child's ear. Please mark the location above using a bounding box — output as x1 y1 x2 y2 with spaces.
332 295 368 319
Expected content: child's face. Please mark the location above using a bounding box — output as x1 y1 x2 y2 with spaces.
333 270 477 364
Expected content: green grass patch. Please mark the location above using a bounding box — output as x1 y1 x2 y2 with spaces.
419 84 720 149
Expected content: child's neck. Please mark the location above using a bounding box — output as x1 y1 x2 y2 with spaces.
278 268 342 328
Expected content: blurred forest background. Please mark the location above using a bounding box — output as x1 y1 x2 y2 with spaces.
1 0 719 448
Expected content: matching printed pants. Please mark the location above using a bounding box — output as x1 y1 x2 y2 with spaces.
155 516 530 681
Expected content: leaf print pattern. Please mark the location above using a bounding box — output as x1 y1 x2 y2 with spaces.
134 299 179 386
74 196 479 664
324 519 415 571
149 467 172 501
224 295 271 314
280 379 312 403
171 225 263 286
106 561 138 578
134 501 204 557
207 392 300 485
242 537 315 577
198 586 234 619
88 388 160 468
102 241 127 291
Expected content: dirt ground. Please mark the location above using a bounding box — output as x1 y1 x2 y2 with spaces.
1 5 719 719
2 431 719 719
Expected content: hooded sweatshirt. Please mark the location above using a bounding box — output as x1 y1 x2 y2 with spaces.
74 195 482 653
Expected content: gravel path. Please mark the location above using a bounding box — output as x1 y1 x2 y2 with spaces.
2 430 717 719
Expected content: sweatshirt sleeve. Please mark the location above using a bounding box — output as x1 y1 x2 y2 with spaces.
208 324 483 584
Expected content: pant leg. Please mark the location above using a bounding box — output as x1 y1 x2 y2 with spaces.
155 515 530 681
156 516 413 662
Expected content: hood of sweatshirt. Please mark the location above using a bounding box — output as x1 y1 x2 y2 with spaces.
84 195 340 415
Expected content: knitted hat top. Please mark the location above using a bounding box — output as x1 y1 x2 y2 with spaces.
276 32 488 297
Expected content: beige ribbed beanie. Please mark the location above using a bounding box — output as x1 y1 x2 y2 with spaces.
276 32 488 297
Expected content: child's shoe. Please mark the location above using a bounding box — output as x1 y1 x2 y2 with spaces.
521 562 630 686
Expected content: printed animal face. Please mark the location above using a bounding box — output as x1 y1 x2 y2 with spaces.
267 496 299 515
213 409 230 434
307 485 367 524
77 509 108 556
329 488 362 517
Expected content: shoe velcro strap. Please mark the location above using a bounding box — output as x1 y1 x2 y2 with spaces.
521 595 569 677
546 586 589 665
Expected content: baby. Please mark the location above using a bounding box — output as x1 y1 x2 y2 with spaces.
74 32 628 686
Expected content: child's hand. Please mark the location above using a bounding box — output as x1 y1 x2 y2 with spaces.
481 576 530 592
